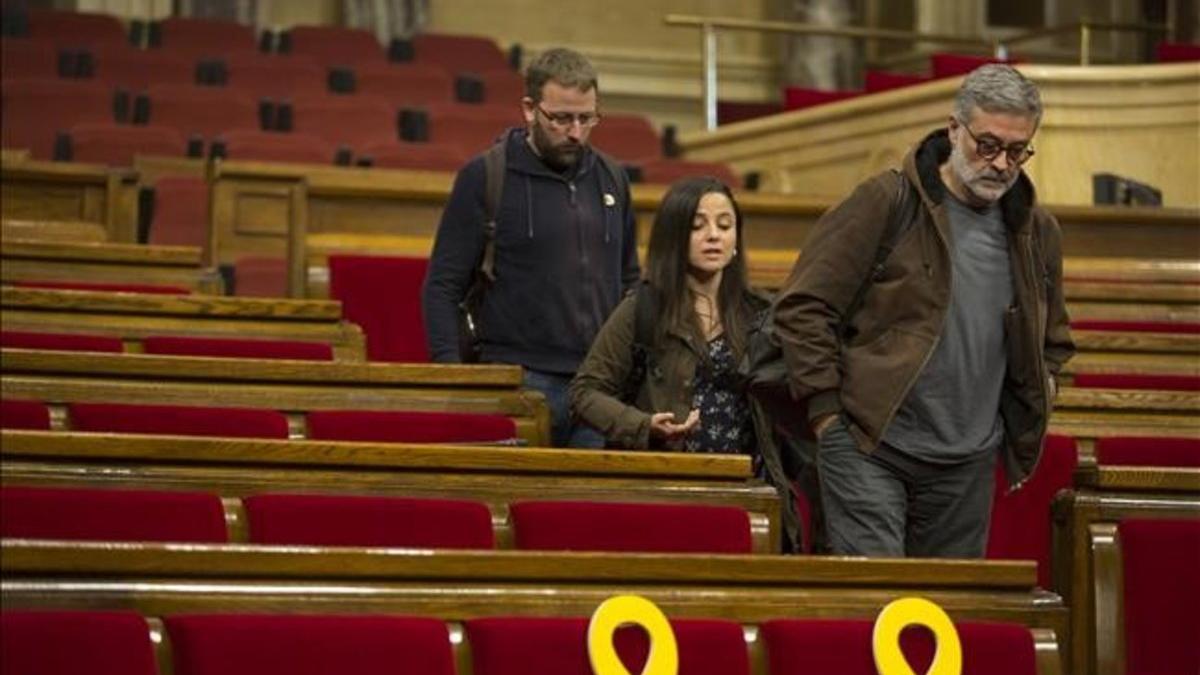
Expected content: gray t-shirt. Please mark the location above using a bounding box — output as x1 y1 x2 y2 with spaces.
882 196 1013 463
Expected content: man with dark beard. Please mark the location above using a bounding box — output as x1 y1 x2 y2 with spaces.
423 48 639 448
773 65 1075 557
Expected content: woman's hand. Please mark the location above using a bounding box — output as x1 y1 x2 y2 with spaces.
649 409 700 441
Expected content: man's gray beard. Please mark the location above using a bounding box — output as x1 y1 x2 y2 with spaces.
950 146 1018 204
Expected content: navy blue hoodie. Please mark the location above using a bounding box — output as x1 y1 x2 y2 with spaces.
422 128 641 374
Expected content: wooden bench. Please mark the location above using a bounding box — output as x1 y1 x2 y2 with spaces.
1051 465 1200 675
1 218 109 243
1 286 366 361
1048 385 1200 441
1 157 133 241
0 239 223 293
0 429 778 552
0 348 552 446
0 539 1066 674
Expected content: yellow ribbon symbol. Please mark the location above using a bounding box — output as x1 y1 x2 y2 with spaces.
587 594 679 675
873 597 963 675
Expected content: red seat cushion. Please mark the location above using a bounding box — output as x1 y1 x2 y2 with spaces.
306 410 517 444
244 493 495 549
1156 42 1200 63
0 610 159 675
0 485 227 543
165 613 455 675
510 500 753 553
328 255 429 362
142 336 334 361
930 53 1019 78
0 399 52 430
146 175 210 247
760 618 1037 675
1 330 124 353
466 616 749 675
1118 518 1200 675
1095 436 1200 468
864 70 931 92
782 87 860 110
1072 372 1200 391
987 434 1078 588
1070 320 1200 334
13 280 190 295
68 402 290 439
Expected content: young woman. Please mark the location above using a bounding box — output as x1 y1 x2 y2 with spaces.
569 176 767 453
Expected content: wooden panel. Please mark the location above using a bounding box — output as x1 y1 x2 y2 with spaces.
1 219 108 243
1 159 123 238
0 240 222 293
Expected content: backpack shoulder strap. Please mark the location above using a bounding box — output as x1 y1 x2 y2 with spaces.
592 147 630 201
479 140 506 283
840 169 917 329
623 281 657 401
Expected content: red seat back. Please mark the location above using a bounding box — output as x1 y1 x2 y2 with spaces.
0 399 52 430
165 613 456 675
0 610 159 675
466 616 750 675
69 122 187 167
588 113 660 162
1118 518 1200 675
13 280 189 294
0 39 59 79
144 84 259 141
328 254 429 362
1 78 114 159
0 485 228 543
68 402 290 439
355 63 453 107
287 25 386 68
27 9 127 48
223 53 324 99
865 70 931 92
930 53 1019 78
218 129 335 164
90 46 193 90
1095 436 1200 468
146 175 209 247
510 500 754 553
1 330 124 353
231 255 288 297
987 434 1078 588
359 140 469 172
142 335 334 361
306 410 517 444
640 158 740 190
412 33 508 75
782 87 860 110
424 102 520 154
244 493 495 549
1072 372 1200 391
289 94 396 150
157 16 258 55
477 68 525 104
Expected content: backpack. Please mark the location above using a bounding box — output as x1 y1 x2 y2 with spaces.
457 138 631 362
736 169 918 441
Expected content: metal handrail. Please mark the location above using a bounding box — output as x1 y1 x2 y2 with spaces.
665 14 1170 130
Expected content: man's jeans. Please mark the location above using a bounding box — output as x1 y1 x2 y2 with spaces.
523 369 606 449
817 417 996 558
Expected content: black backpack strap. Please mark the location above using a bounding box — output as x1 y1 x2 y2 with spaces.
840 169 916 331
479 140 506 283
623 281 657 401
592 148 629 198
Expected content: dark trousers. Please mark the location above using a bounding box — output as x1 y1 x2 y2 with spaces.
817 418 996 558
523 369 605 449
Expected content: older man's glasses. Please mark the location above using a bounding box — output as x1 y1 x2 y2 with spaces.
536 104 600 129
958 120 1035 165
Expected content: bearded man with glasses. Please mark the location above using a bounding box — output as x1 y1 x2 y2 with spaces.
773 64 1075 557
423 47 639 448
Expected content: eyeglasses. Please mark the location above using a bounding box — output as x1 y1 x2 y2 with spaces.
535 103 600 129
957 120 1035 165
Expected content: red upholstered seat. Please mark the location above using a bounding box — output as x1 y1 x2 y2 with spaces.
1 78 114 160
13 280 190 294
930 53 1018 78
1118 518 1200 675
640 158 740 190
424 102 521 154
165 613 455 675
146 175 209 247
865 70 931 92
289 94 397 150
244 493 495 549
223 53 324 99
89 46 194 91
987 434 1078 588
716 100 785 125
588 113 660 162
144 84 259 141
1 39 59 80
27 9 128 48
218 129 335 165
1155 42 1200 63
1072 372 1200 391
760 618 1038 675
1 330 124 353
466 616 749 675
69 123 188 167
359 140 469 172
231 255 288 297
477 68 525 103
68 402 290 439
287 25 387 68
1070 320 1200 334
157 16 259 55
412 33 509 75
328 254 429 361
306 410 517 443
782 87 860 110
0 610 159 675
354 63 454 107
142 336 334 361
1095 436 1200 468
0 485 228 543
510 500 753 553
0 399 52 430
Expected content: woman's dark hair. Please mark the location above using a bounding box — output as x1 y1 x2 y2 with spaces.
645 176 752 358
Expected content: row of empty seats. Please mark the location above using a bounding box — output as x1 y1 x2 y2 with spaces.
0 608 1052 675
1 485 753 553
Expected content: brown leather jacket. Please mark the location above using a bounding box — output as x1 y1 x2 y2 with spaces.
773 129 1075 488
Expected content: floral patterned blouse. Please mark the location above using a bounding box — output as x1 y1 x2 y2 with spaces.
685 335 754 454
